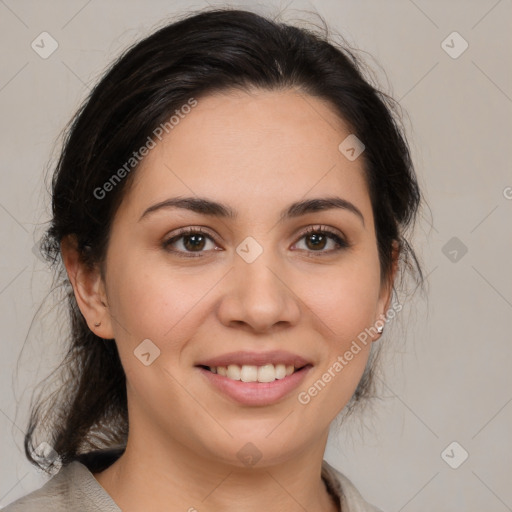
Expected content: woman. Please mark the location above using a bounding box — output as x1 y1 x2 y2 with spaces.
5 7 422 512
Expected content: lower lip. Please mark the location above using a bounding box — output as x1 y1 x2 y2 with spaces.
197 365 312 406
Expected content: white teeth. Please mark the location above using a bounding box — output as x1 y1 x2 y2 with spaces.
275 364 286 379
258 364 276 383
208 363 302 383
227 364 241 380
240 365 258 382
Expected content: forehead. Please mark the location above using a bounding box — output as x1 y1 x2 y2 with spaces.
118 88 372 223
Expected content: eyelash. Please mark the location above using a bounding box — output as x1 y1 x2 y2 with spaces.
162 225 349 258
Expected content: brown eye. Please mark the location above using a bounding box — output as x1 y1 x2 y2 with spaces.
182 233 207 251
305 232 328 250
294 226 348 254
163 228 218 257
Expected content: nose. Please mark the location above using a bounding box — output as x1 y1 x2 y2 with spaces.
216 249 301 334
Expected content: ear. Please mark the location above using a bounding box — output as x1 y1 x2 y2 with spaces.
60 235 115 339
376 240 400 327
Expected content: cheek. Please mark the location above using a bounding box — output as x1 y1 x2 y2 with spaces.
294 262 379 420
106 254 220 347
299 254 382 343
106 265 210 403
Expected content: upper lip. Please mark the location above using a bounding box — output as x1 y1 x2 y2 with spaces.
196 350 312 368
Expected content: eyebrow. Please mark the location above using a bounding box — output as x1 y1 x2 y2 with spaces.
139 195 365 226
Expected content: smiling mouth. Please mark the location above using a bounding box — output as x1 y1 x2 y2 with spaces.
197 363 310 383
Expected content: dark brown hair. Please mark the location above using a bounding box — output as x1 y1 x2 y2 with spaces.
25 7 423 472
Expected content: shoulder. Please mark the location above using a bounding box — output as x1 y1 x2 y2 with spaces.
322 460 385 512
1 461 120 512
1 463 76 511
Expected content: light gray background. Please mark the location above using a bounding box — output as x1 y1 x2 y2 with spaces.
1 0 511 510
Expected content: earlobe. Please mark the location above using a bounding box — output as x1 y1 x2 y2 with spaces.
60 235 114 339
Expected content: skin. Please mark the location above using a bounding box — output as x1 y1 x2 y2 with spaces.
61 88 398 512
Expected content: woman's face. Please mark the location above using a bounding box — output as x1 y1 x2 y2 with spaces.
94 88 393 467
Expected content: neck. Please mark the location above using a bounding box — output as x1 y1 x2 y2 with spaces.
93 427 338 512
